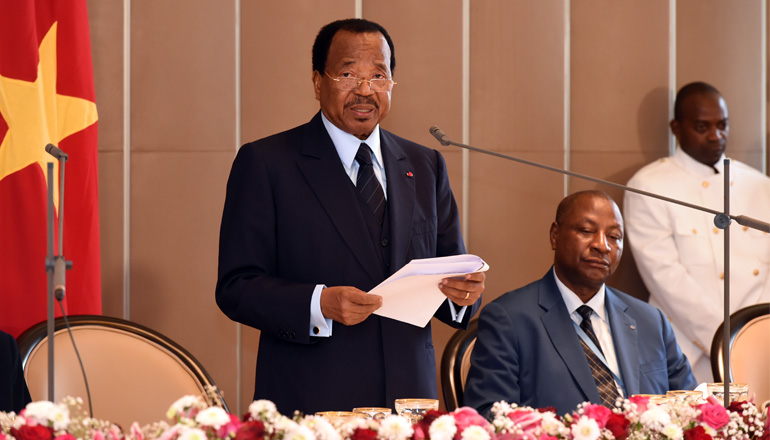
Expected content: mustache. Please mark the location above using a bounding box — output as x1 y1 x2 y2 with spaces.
345 96 379 110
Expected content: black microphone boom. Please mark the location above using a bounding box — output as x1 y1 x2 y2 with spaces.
427 125 770 231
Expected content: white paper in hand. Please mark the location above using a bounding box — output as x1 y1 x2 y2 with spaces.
369 254 490 327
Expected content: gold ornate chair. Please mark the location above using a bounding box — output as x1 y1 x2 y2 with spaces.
17 315 227 428
710 303 770 407
440 319 478 411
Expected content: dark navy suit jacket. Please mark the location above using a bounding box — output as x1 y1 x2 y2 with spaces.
463 270 696 416
216 112 480 415
0 330 31 412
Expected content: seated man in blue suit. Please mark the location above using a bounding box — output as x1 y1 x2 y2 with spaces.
463 190 696 416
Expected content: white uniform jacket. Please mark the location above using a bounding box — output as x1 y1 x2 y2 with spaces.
624 147 770 382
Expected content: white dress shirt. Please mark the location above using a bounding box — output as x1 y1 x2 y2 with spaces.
553 268 624 396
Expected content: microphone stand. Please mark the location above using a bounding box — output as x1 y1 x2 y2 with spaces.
429 126 770 408
45 144 72 402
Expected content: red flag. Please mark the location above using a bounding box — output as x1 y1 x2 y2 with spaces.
0 0 101 337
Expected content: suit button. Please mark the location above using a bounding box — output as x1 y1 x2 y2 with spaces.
290 331 296 339
713 227 719 234
313 326 320 335
719 273 724 280
692 228 698 235
754 269 760 276
381 239 389 247
743 226 749 232
702 181 709 188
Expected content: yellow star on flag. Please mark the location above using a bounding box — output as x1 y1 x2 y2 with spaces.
0 22 98 209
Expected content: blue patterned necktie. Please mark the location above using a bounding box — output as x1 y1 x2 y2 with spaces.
577 305 620 407
355 143 386 223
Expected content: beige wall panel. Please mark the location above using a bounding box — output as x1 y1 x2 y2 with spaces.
466 0 566 304
240 1 352 144
570 2 670 303
88 0 125 316
364 0 464 155
470 0 566 153
469 153 565 302
366 0 467 209
571 1 670 156
130 0 236 152
128 151 235 408
88 0 123 153
677 0 764 169
468 0 566 292
98 152 124 317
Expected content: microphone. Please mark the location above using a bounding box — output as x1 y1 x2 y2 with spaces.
45 143 69 160
429 126 451 146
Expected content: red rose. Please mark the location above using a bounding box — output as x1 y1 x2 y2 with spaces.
604 413 630 440
537 407 557 414
698 403 730 429
582 404 611 428
629 395 650 413
351 428 378 440
684 426 713 440
726 400 748 413
234 420 266 440
11 425 54 440
413 409 447 439
54 434 76 440
452 407 489 439
217 414 243 438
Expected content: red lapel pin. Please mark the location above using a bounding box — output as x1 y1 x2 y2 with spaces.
406 171 413 177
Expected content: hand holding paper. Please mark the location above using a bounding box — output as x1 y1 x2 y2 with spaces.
369 254 490 327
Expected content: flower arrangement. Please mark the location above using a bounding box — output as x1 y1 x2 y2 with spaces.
490 396 768 440
0 395 767 440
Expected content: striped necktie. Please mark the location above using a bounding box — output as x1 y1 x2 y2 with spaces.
355 143 386 223
577 305 621 407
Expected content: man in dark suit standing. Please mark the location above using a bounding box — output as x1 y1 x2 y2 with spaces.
463 191 695 416
216 18 484 415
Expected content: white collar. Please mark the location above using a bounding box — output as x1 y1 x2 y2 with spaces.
552 267 608 323
673 145 726 177
320 111 384 169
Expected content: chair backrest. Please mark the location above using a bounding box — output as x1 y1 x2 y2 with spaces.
440 320 478 411
710 303 770 406
17 315 227 428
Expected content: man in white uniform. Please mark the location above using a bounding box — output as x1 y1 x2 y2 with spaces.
624 82 770 382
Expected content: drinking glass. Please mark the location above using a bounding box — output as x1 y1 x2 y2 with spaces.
706 383 749 404
353 407 392 420
631 394 673 405
394 399 439 423
315 411 367 424
666 390 704 404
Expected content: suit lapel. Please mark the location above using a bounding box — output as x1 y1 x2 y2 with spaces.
539 270 601 404
295 113 383 283
606 288 640 396
380 130 415 272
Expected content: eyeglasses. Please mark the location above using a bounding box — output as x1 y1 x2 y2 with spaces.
324 72 397 93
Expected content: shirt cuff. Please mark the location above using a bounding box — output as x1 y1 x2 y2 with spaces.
310 284 333 337
448 300 468 323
